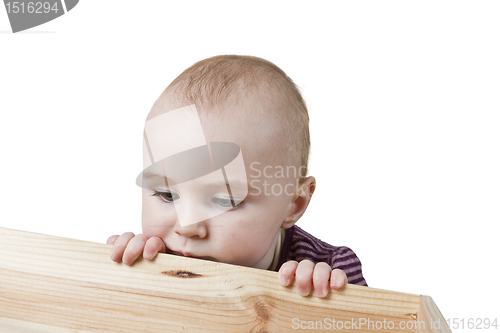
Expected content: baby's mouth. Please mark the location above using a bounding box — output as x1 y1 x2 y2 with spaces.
168 250 188 257
168 249 198 258
167 249 216 262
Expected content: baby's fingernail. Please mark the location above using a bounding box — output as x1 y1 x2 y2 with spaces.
279 277 288 286
144 252 156 260
330 278 338 289
315 288 327 298
110 253 119 262
298 287 308 296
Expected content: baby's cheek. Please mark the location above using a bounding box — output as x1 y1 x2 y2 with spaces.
142 202 178 235
235 227 272 261
142 216 168 238
141 225 156 239
227 219 257 244
220 223 254 250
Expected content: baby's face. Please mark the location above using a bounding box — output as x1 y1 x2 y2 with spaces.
141 99 299 269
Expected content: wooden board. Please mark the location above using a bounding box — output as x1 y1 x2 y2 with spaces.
417 295 452 333
0 227 450 332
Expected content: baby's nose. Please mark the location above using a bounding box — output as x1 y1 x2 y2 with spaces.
173 222 207 239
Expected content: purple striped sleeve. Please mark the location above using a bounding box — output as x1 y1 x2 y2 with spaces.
274 225 368 287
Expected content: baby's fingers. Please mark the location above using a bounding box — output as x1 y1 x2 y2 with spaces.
312 262 331 298
295 260 315 296
330 269 348 290
110 232 135 262
278 260 298 287
106 235 119 245
122 234 148 265
143 237 167 260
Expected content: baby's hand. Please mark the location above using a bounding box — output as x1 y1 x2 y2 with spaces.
107 232 166 265
278 260 348 298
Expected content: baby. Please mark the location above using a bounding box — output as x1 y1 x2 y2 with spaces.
107 55 367 298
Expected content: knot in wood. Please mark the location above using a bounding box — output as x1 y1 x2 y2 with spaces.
161 270 202 278
255 301 271 322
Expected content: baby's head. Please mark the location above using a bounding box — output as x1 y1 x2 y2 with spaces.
139 55 315 270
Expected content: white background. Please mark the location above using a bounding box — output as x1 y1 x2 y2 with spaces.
1 1 498 331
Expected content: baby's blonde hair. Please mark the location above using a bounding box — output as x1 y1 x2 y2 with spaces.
158 55 310 181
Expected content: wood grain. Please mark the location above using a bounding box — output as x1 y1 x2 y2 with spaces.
417 295 452 333
0 227 443 332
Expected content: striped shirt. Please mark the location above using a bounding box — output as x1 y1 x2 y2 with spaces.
273 225 368 286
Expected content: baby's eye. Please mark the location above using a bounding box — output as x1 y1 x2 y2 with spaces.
212 197 244 210
152 191 180 203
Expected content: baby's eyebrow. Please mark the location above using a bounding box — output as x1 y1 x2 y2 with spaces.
220 179 251 191
203 179 260 194
142 171 169 184
141 172 257 192
142 171 166 180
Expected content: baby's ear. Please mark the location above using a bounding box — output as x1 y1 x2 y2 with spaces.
282 176 316 229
